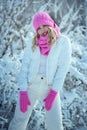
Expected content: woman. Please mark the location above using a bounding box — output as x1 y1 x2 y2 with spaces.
8 12 71 130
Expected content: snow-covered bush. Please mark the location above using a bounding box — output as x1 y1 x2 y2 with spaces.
0 0 87 130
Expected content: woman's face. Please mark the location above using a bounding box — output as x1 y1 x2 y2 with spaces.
37 25 49 36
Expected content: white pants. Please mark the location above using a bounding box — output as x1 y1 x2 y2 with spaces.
8 75 63 130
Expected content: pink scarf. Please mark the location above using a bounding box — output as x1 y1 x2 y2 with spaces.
37 35 51 55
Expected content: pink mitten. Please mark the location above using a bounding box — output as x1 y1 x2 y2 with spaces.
20 91 31 113
43 89 58 111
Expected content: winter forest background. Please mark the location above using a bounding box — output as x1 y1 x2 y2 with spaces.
0 0 87 130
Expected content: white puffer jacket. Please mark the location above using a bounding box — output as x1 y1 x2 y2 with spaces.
17 34 72 92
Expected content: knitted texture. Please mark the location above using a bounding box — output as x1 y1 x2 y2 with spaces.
33 12 60 38
37 35 51 55
43 89 58 111
20 91 31 113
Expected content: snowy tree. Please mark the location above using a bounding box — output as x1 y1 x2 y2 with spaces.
0 0 87 130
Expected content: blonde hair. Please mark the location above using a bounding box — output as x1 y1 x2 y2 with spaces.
32 26 57 51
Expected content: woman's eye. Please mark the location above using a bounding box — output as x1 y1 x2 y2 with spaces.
38 27 40 30
43 25 46 27
38 27 42 30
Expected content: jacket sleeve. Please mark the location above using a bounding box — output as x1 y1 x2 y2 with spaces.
52 36 72 92
17 39 32 91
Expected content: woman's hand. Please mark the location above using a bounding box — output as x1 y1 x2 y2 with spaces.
20 91 31 113
43 89 58 111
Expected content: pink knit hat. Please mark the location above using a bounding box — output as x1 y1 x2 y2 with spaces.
33 12 60 38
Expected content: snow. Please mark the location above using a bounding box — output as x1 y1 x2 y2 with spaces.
0 0 87 130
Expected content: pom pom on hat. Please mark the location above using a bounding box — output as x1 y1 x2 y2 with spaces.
33 12 60 38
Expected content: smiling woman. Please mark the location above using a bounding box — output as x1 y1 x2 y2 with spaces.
37 25 48 35
8 12 72 130
32 25 57 53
